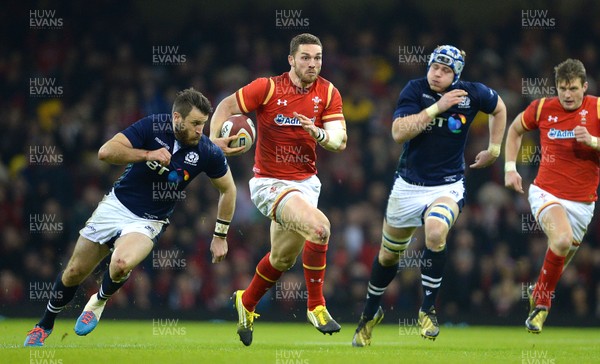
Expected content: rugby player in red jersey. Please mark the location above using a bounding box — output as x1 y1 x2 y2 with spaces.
505 59 600 333
210 33 347 346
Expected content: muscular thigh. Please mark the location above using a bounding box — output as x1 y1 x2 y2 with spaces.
63 236 111 284
270 221 306 261
278 193 328 240
112 232 154 268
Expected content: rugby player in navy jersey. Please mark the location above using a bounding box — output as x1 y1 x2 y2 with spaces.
352 45 507 346
25 88 237 346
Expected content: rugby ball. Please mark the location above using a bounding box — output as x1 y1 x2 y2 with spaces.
220 114 256 153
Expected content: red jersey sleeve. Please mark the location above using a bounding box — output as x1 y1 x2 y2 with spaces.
236 78 274 114
521 98 544 131
321 84 345 124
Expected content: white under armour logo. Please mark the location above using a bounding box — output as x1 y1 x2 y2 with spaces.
548 115 558 123
277 99 288 106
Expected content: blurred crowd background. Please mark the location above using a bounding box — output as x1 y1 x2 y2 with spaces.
2 0 600 326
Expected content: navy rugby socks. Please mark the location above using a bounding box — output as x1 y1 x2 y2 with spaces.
362 255 398 320
420 247 446 311
38 272 79 330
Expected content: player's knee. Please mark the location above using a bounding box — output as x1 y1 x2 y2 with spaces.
378 233 411 265
307 218 330 244
110 257 133 279
424 204 454 250
63 265 89 285
425 228 446 250
551 232 573 255
378 249 400 266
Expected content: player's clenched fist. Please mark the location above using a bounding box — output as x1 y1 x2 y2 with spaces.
146 147 171 166
574 125 593 146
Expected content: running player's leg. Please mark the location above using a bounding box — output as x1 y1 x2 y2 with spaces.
235 222 304 346
75 233 154 335
364 222 415 319
242 223 304 310
562 241 580 270
353 221 415 347
25 236 110 346
418 196 460 340
279 194 329 306
526 204 571 333
275 193 340 334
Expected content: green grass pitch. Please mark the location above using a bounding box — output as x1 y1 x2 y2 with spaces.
3 318 599 363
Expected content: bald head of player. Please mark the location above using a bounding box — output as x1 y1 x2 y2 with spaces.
554 58 588 111
171 88 213 147
288 33 323 88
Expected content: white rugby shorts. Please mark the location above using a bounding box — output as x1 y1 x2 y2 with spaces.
386 176 465 228
79 189 168 246
249 175 320 222
528 184 594 243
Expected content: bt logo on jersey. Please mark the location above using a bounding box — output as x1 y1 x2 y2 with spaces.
425 113 466 133
448 113 466 133
147 160 170 175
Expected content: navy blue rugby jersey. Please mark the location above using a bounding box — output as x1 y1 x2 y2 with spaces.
393 78 498 186
112 114 228 220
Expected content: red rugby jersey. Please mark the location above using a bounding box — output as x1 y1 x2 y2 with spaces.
522 95 600 202
236 72 344 180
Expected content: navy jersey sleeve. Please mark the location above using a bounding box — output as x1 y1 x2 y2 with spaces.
473 82 499 114
121 116 152 148
205 141 229 179
393 80 423 119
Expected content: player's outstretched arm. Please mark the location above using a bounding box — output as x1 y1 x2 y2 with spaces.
98 133 171 166
470 96 507 168
504 112 526 194
208 168 236 263
209 94 246 156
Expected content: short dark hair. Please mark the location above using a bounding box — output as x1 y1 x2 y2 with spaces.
289 33 322 56
172 88 213 118
554 59 587 86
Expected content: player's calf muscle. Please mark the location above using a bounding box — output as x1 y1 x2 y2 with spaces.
270 252 297 270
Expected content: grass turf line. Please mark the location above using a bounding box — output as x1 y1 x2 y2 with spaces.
4 319 599 363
